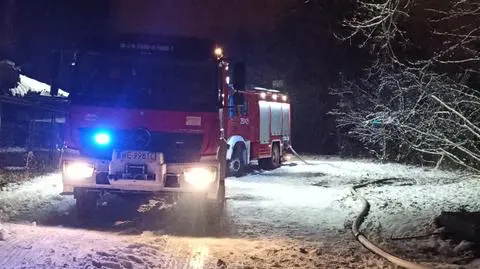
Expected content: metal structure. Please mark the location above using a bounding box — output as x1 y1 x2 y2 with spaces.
0 94 68 169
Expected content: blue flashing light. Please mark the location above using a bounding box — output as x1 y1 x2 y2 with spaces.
94 132 111 145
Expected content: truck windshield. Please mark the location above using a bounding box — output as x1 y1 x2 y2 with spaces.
70 54 218 112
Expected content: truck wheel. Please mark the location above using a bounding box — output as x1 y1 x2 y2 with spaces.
228 145 246 177
259 143 281 170
75 190 98 218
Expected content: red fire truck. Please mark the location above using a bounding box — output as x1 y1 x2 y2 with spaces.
226 87 291 176
52 34 290 216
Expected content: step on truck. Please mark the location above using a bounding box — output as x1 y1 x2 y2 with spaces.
50 34 290 216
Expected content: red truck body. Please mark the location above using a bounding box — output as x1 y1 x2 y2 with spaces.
65 107 220 158
57 34 290 215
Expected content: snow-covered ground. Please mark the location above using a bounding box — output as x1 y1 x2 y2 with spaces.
0 157 478 268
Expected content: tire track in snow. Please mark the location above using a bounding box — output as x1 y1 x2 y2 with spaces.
0 224 186 269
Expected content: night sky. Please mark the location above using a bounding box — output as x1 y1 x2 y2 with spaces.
109 0 295 40
1 0 295 56
1 0 296 77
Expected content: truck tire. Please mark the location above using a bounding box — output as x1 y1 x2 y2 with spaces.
259 143 281 170
228 144 246 177
75 190 98 218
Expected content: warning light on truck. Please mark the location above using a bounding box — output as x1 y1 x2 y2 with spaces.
214 47 223 58
94 132 111 146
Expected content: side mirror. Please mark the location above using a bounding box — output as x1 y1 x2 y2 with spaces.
232 61 246 91
233 91 245 106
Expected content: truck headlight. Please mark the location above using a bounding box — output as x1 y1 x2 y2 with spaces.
63 161 94 180
183 167 216 190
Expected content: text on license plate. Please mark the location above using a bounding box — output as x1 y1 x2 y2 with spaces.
121 151 156 161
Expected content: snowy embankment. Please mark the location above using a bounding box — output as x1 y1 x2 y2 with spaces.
0 174 71 223
359 168 480 264
0 156 478 268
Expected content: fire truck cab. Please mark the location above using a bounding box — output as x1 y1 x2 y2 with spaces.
53 33 290 217
226 87 291 176
55 35 241 217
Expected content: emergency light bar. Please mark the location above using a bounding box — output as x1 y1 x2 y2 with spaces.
252 87 280 93
250 87 288 102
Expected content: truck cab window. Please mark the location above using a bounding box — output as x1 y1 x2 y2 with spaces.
239 94 248 116
228 95 236 118
229 93 248 118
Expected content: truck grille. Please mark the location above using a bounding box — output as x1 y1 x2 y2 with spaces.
78 128 203 163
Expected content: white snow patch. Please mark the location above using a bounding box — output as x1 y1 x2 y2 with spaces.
2 166 27 171
298 158 462 184
0 147 27 153
11 75 69 97
0 173 71 222
0 224 181 269
225 157 466 241
0 156 476 268
362 176 480 237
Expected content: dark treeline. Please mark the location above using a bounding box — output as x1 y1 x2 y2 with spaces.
241 1 367 154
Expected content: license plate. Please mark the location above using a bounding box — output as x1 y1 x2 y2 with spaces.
121 151 156 162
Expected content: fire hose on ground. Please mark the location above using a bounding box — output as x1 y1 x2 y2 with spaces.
287 146 431 268
351 179 432 269
286 145 311 165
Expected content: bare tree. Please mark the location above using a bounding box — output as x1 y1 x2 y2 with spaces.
339 0 411 66
332 67 480 170
426 1 480 67
339 0 479 71
332 0 480 170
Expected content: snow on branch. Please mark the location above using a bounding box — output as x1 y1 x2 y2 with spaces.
332 0 480 171
331 67 480 171
341 0 480 72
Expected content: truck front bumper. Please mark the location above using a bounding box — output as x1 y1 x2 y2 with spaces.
61 154 221 199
